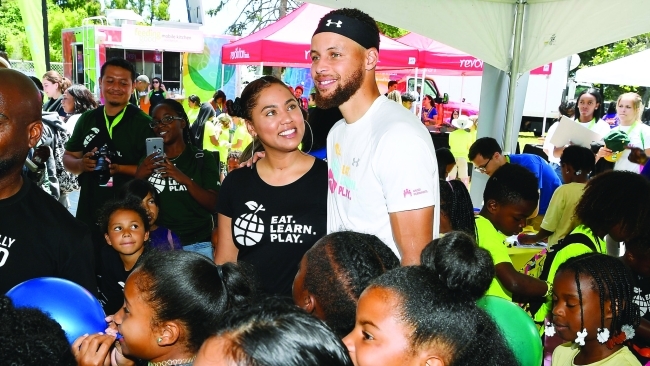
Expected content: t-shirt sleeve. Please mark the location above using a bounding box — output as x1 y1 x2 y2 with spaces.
65 112 89 152
216 173 235 218
201 151 221 192
640 125 650 150
540 186 565 232
204 120 216 138
543 123 558 151
428 108 437 118
374 126 437 213
59 226 98 295
478 224 511 265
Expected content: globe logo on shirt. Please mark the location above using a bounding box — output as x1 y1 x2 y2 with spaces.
83 127 100 147
234 201 265 246
148 172 167 193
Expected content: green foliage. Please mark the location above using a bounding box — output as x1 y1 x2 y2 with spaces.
578 33 650 102
105 0 171 24
377 22 408 39
207 0 301 36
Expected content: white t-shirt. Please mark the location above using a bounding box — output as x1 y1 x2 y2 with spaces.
326 96 439 258
612 122 650 172
543 119 610 165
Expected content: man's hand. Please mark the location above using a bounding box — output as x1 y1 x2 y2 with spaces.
81 147 99 172
239 151 266 168
629 147 648 165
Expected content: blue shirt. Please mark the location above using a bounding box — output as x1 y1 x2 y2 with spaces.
508 154 561 215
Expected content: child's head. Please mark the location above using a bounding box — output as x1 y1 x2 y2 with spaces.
344 265 516 366
420 231 494 301
575 88 604 121
0 295 75 366
482 164 539 236
119 179 160 227
552 253 640 346
559 145 595 182
293 231 399 338
99 198 150 256
113 251 255 360
435 148 456 179
439 180 476 237
194 299 353 366
575 171 650 242
623 235 650 278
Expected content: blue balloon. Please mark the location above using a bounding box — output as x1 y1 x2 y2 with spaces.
6 277 106 344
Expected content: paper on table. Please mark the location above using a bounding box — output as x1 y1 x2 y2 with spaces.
549 116 604 148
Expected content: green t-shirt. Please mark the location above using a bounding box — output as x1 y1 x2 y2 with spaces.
232 124 252 153
475 215 513 301
65 105 154 234
534 224 606 323
202 121 218 152
186 107 200 125
448 129 473 159
148 144 220 245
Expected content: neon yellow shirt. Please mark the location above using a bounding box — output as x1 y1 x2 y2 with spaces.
202 121 218 152
187 108 200 125
232 124 252 152
475 215 512 301
216 127 229 163
448 129 473 159
541 183 585 246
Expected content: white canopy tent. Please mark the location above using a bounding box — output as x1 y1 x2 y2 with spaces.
575 49 650 87
305 0 650 151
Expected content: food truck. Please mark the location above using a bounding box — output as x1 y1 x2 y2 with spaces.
61 15 240 109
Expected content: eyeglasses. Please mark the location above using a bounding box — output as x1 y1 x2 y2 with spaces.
150 116 184 129
474 157 492 173
153 81 160 84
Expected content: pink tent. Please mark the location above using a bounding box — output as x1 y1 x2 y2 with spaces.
396 32 552 76
221 3 419 69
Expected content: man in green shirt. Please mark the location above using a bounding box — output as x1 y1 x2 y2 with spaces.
63 58 154 247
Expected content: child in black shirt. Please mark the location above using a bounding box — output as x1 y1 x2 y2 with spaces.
96 198 150 315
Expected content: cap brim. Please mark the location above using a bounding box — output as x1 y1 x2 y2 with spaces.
0 58 11 69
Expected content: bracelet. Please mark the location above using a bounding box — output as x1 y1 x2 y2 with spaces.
544 281 553 298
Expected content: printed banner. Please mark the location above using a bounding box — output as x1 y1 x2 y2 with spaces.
16 0 47 77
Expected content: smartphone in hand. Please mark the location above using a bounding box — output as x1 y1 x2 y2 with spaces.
146 137 164 157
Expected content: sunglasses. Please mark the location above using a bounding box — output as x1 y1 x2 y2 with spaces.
150 115 183 129
153 81 160 84
474 157 492 173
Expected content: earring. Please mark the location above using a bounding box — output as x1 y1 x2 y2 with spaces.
575 328 588 346
157 337 162 343
250 136 256 169
597 328 610 343
544 322 556 337
304 120 314 154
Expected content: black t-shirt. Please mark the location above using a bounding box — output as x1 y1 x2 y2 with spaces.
148 90 166 115
0 178 96 294
217 159 327 297
97 245 149 315
629 271 650 363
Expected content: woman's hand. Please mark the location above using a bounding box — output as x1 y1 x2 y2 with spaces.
157 158 191 185
135 152 164 180
597 146 613 159
517 233 539 245
629 147 649 165
72 333 115 366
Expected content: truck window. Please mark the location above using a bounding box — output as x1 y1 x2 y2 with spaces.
408 78 438 98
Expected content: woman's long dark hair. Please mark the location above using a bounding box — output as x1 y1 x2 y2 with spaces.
153 99 196 147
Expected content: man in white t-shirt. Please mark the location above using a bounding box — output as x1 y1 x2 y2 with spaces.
311 9 439 265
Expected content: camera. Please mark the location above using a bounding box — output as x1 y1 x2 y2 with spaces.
91 145 115 185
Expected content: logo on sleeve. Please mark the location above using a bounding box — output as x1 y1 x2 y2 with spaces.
234 201 265 246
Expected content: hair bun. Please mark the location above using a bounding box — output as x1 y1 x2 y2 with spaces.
231 97 245 118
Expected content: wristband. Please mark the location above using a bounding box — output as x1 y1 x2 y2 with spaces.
544 281 553 298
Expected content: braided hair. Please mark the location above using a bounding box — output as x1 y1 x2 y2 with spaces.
560 145 595 175
153 99 196 147
439 180 476 238
303 231 399 337
556 253 640 338
575 171 650 241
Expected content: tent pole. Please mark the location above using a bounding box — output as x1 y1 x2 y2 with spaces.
459 73 465 116
504 0 526 153
221 64 225 89
541 75 550 137
420 68 427 119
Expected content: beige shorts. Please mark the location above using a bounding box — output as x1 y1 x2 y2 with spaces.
449 157 468 179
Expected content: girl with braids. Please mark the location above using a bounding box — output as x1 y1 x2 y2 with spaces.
74 250 256 366
518 145 595 246
621 235 650 364
344 234 517 366
292 231 400 338
135 99 220 258
534 170 650 328
550 253 641 365
215 76 327 298
439 179 475 237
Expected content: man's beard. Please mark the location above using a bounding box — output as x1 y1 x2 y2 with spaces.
314 68 363 110
0 151 24 180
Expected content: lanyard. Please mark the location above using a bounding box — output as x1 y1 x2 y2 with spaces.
104 106 127 139
575 118 595 129
622 121 644 149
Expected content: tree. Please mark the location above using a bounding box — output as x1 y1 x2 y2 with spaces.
377 22 408 39
207 0 301 36
577 33 650 102
105 0 170 25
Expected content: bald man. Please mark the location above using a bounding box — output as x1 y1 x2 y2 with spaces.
0 69 96 294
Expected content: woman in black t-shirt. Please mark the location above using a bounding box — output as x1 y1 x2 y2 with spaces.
215 76 327 298
145 77 167 116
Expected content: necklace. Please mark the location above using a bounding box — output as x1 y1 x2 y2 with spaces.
148 356 196 366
